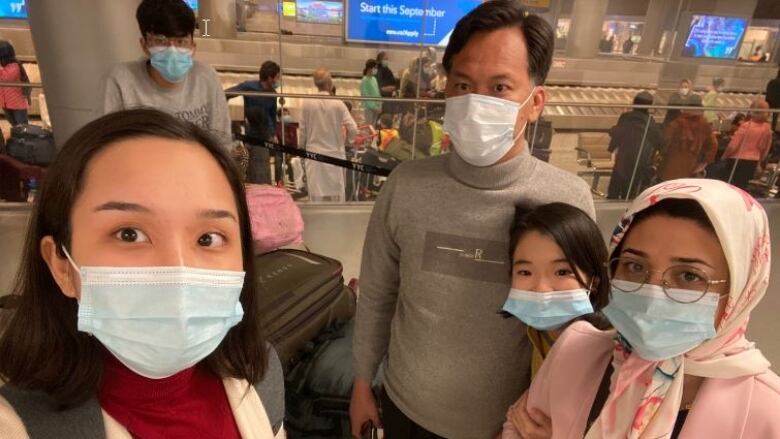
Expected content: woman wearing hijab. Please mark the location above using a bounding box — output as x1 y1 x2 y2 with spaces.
506 178 780 438
0 40 30 126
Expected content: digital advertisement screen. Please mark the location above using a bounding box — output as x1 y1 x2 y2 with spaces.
346 0 482 46
0 0 26 19
0 0 195 19
297 0 343 25
682 14 748 59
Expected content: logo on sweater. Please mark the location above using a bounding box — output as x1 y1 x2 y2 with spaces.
421 231 509 283
436 246 504 265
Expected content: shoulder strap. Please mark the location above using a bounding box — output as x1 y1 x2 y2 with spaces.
253 344 285 435
0 385 105 439
586 362 614 430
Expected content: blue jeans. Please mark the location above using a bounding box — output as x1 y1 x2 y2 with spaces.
4 109 28 126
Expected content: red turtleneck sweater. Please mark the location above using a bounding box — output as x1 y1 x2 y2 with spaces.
98 354 241 439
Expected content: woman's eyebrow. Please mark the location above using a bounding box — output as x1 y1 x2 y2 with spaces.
671 257 714 269
93 201 151 213
621 248 648 258
93 203 237 223
199 209 238 222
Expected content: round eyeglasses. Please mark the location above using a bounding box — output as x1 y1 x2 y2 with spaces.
606 257 728 304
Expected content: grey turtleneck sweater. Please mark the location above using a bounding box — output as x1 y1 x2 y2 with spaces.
353 148 595 438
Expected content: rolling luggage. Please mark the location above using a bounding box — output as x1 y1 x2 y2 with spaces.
6 124 56 166
254 249 356 371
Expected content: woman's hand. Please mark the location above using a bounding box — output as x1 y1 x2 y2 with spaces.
508 392 552 439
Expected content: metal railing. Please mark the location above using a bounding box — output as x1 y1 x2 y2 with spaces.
8 77 778 203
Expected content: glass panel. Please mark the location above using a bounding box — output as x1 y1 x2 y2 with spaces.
218 0 779 203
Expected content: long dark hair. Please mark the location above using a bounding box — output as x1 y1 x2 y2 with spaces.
0 109 267 407
510 203 611 328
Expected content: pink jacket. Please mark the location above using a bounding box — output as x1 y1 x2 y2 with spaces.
526 321 780 438
723 121 772 162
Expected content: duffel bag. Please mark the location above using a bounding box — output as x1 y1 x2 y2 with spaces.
246 184 305 255
7 124 56 166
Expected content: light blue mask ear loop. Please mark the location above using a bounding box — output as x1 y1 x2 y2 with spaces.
60 245 80 272
59 245 84 302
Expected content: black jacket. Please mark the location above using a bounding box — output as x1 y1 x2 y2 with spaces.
376 65 397 97
609 110 664 179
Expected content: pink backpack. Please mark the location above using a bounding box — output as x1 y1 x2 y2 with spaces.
246 184 305 255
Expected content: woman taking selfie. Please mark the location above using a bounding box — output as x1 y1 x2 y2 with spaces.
0 109 283 438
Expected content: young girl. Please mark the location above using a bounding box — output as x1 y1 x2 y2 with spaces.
500 203 610 438
0 109 283 438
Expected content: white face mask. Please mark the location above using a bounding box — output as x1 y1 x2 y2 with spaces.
63 247 245 379
443 88 537 167
680 87 691 96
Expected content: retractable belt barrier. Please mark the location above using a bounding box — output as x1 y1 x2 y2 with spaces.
238 134 394 177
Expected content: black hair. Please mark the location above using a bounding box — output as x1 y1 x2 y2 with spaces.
633 91 653 113
259 60 281 83
510 203 611 328
0 40 17 66
136 0 196 38
443 0 554 85
379 113 393 129
364 59 378 76
0 109 267 407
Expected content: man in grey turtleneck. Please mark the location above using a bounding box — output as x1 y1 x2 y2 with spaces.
350 2 595 438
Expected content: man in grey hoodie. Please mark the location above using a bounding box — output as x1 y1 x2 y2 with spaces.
350 1 595 438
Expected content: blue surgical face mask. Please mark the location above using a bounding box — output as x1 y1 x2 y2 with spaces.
272 80 281 89
603 280 719 361
282 115 293 123
149 46 193 83
502 288 594 330
63 247 245 379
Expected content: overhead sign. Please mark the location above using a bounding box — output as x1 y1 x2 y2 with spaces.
346 0 482 46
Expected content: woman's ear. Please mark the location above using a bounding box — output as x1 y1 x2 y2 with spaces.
40 236 80 299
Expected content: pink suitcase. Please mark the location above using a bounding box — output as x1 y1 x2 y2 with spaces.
246 184 305 255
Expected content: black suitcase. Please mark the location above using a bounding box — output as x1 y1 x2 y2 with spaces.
254 249 356 371
6 124 56 166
